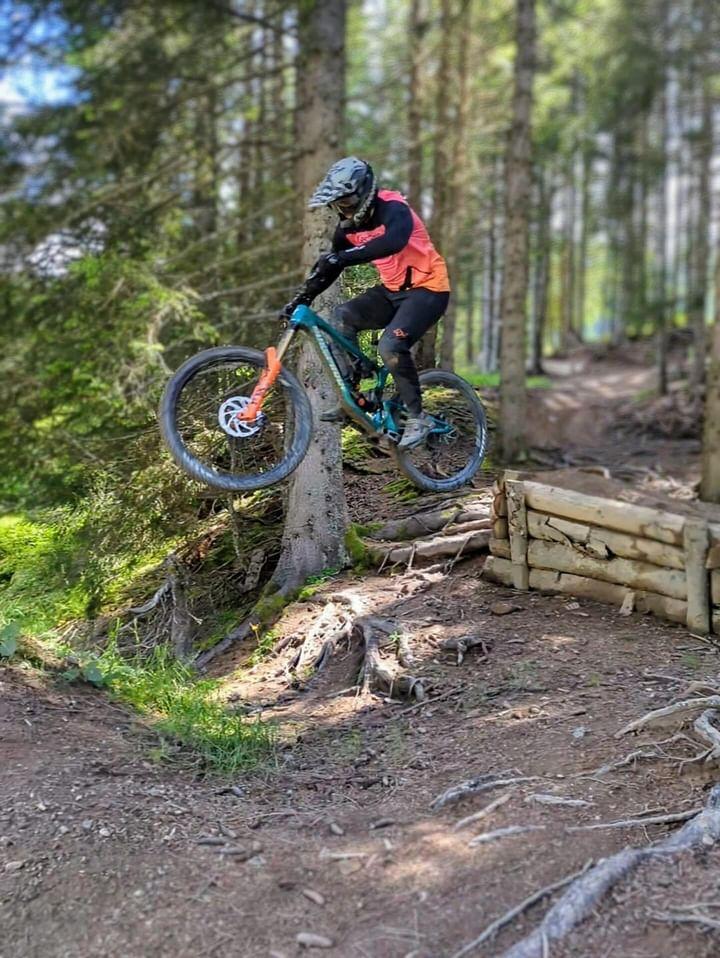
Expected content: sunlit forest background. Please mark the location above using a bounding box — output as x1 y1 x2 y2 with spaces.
2 0 719 643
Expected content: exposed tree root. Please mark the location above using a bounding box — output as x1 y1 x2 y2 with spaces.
431 772 538 812
478 784 720 958
354 614 425 700
195 578 297 671
616 695 720 737
453 792 514 831
266 590 426 700
441 633 492 666
611 690 720 775
565 808 701 832
450 862 593 958
651 906 720 932
467 824 545 847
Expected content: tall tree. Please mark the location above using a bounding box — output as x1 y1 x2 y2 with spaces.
416 0 452 371
273 0 348 590
406 0 425 213
701 258 720 502
499 0 536 460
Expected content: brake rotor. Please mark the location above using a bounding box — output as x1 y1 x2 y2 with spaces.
218 396 265 438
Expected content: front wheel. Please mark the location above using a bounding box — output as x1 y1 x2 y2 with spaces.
159 346 312 492
394 370 488 493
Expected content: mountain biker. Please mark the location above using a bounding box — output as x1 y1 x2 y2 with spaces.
284 156 450 450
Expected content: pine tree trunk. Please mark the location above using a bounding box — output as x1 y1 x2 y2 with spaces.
465 269 476 366
701 258 720 502
530 168 551 374
575 145 591 340
439 0 471 372
273 0 348 591
499 0 536 460
560 157 577 350
417 0 452 371
690 77 713 398
406 0 424 212
491 156 505 372
656 21 670 397
481 197 496 373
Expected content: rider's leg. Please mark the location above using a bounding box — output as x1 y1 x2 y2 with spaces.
378 289 450 415
332 286 395 383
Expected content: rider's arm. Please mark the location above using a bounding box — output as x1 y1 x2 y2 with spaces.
284 227 348 311
334 201 413 266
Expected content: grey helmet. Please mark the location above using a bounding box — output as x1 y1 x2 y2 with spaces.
308 156 377 227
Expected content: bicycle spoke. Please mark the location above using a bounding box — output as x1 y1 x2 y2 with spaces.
394 373 488 491
174 359 295 484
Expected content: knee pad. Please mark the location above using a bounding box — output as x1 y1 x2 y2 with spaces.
333 304 358 339
379 334 408 368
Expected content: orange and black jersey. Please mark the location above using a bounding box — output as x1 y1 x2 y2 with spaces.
331 189 450 294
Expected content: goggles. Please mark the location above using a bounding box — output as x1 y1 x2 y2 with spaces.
330 193 361 217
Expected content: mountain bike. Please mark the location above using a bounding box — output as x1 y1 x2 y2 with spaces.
159 274 488 494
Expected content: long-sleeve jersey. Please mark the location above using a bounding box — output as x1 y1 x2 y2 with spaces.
327 189 450 293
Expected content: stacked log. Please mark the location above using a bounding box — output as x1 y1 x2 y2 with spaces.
485 473 720 635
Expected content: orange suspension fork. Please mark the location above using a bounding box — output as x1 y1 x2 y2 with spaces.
235 328 294 422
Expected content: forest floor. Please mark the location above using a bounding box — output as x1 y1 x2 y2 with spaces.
3 345 720 958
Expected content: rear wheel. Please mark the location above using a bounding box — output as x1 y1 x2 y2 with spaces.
159 346 312 492
394 370 488 492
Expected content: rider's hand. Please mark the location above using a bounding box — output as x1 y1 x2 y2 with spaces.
314 251 342 277
281 295 308 318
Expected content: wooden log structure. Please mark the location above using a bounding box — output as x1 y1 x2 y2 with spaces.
684 519 710 634
522 480 686 546
527 539 687 600
527 511 686 570
506 479 529 590
482 473 720 635
483 556 687 626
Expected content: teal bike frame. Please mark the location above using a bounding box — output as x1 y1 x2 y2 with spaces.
273 303 451 443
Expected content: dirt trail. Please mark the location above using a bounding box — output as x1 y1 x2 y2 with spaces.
3 353 719 958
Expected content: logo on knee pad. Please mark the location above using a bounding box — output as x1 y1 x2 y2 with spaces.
393 328 409 338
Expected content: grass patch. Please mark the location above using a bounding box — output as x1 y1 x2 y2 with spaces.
81 643 275 772
248 627 280 666
0 509 178 640
297 568 340 601
383 476 419 502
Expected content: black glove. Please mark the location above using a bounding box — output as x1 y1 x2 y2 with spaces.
313 251 343 278
281 293 311 318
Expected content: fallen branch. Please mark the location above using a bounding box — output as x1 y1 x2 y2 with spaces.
370 529 490 566
494 784 720 958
